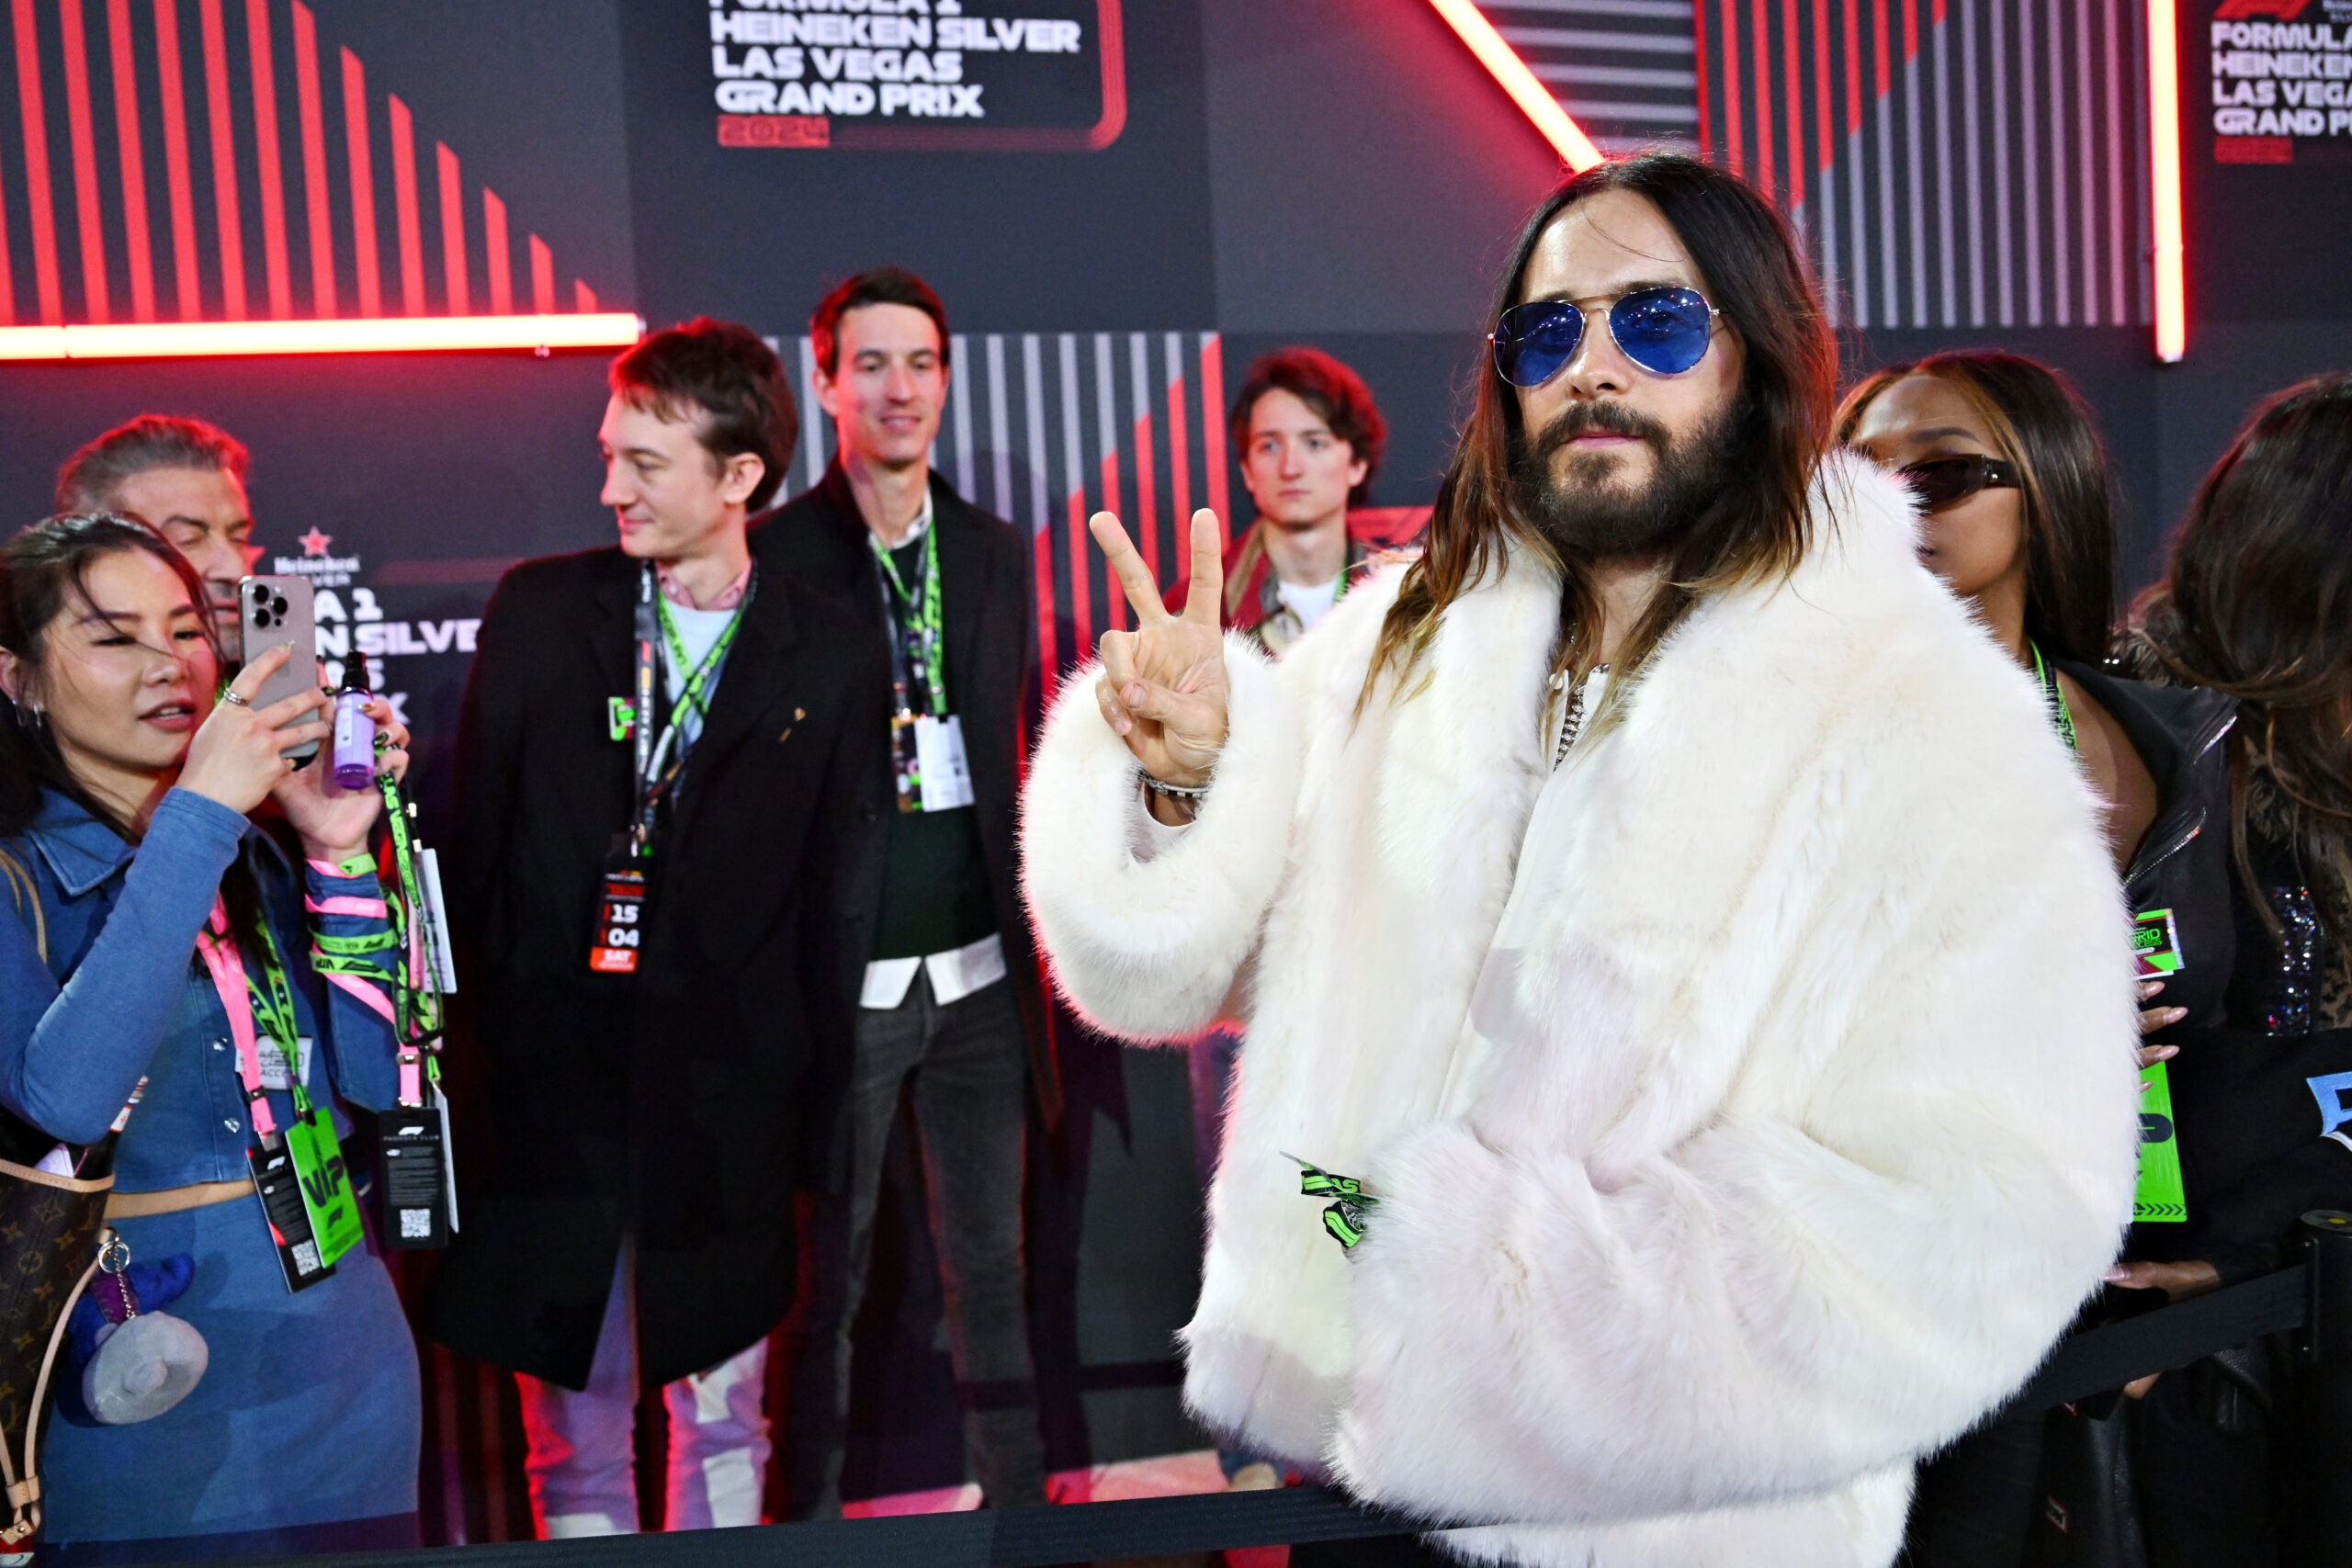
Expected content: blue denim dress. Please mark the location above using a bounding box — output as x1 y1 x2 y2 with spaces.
0 788 421 1557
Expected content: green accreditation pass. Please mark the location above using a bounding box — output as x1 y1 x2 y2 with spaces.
2135 1059 2188 1223
2134 908 2185 980
283 1082 364 1268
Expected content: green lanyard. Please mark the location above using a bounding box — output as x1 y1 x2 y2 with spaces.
873 519 947 716
244 916 303 1064
2030 639 2078 754
656 594 747 727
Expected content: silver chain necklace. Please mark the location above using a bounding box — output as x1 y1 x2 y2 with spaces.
1551 664 1608 769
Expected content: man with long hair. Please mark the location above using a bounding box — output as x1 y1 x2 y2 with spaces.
1018 154 2142 1564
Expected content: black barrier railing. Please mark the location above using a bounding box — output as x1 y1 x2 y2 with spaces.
219 1214 2352 1568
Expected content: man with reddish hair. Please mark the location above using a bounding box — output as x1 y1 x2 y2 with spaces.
1200 347 1395 655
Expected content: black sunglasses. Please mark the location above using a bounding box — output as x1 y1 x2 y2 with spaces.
1897 453 2020 512
1490 287 1722 387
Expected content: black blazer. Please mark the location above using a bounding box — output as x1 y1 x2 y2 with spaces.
754 466 1060 1122
423 545 886 1390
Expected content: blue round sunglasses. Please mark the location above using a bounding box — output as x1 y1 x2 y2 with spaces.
1490 286 1723 387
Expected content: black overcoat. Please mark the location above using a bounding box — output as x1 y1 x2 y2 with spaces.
424 545 885 1390
754 466 1060 1122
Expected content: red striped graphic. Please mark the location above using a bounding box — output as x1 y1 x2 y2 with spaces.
1033 526 1055 700
482 189 509 314
435 142 465 313
1099 450 1125 633
1719 0 1742 175
1064 488 1091 662
340 46 377 314
388 92 423 314
1751 0 1772 197
1 0 612 334
1812 0 1832 206
1782 0 1804 210
59 0 108 322
573 278 594 311
198 0 242 317
1132 411 1158 581
1197 334 1228 543
1842 0 1863 137
290 1 332 316
1871 0 1893 97
106 0 156 320
244 0 290 317
153 0 198 319
1167 363 1191 541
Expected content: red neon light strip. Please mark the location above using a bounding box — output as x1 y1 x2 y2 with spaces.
106 0 155 321
2148 0 2185 359
340 47 378 316
153 0 199 320
1422 0 1603 170
243 0 289 317
1692 0 1710 151
290 1 333 316
527 233 551 315
0 310 644 360
482 189 511 315
387 94 423 315
1198 333 1228 544
59 0 110 322
1032 527 1056 695
198 0 242 317
435 141 466 313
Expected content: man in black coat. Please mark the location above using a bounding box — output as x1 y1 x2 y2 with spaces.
758 268 1057 1512
425 319 885 1536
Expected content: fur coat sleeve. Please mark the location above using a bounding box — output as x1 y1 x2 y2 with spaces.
1020 630 1301 1039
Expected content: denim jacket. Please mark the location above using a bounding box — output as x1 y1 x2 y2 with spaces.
0 786 399 1190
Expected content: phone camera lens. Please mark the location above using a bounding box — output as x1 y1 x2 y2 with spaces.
253 608 273 627
269 595 288 616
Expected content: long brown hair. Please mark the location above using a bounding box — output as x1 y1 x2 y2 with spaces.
2135 373 2352 916
1837 350 2118 665
1360 153 1835 716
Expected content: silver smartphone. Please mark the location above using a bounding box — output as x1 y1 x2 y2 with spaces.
237 574 322 763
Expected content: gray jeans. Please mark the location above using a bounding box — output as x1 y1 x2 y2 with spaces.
792 968 1046 1511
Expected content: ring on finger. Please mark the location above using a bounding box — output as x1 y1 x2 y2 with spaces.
221 690 250 707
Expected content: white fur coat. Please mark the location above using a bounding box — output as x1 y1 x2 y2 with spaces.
1019 454 2142 1567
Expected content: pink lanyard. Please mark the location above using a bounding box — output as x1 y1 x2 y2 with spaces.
195 897 277 1139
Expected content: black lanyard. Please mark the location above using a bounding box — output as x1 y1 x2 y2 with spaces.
631 563 753 849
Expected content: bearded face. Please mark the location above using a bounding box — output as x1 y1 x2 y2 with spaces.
1511 392 1747 561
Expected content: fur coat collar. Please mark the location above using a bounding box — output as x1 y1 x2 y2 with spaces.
1021 453 2142 1566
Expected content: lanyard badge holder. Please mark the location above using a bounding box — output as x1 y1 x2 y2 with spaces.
199 906 363 1292
874 524 974 814
2034 642 2188 1224
374 769 459 1248
591 566 751 974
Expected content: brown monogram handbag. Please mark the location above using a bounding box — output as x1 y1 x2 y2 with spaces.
0 846 114 1548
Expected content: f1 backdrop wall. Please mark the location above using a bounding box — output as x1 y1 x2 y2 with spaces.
0 0 2347 1539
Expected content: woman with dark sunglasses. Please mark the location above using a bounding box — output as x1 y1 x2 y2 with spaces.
1840 350 2243 1568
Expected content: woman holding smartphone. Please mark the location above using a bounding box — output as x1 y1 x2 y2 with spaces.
0 514 422 1558
1839 352 2237 1566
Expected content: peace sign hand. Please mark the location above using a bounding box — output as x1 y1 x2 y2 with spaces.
1092 509 1230 790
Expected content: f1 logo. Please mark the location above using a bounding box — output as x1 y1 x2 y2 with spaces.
2307 1071 2352 1139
